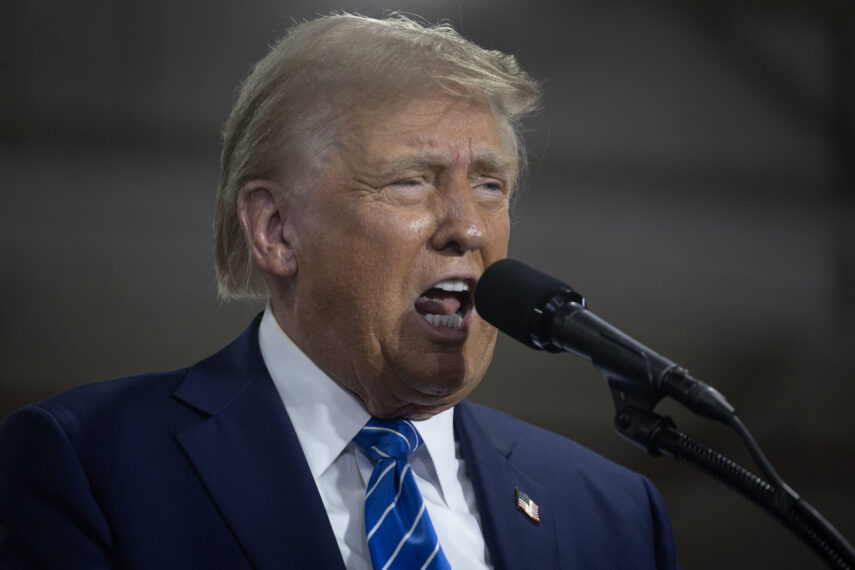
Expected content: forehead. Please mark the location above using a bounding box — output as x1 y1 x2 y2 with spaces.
348 96 516 171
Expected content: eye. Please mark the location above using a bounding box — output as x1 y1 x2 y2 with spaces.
471 176 506 196
388 176 433 193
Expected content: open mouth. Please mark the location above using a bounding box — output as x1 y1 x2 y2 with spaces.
414 277 474 330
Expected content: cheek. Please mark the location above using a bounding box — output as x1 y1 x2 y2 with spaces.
404 215 436 237
333 207 436 306
485 210 511 255
348 208 436 271
359 207 435 241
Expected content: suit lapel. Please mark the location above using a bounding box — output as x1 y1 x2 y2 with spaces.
455 401 560 570
173 318 346 570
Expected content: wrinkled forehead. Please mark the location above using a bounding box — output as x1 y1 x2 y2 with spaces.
334 94 518 180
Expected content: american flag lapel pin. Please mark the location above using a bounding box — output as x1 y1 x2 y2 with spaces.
515 487 541 524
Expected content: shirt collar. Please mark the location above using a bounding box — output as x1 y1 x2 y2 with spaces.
258 305 456 500
412 408 456 505
258 306 369 481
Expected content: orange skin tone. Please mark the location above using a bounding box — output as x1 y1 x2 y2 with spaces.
238 95 515 420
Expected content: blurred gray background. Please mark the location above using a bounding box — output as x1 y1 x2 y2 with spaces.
1 0 853 568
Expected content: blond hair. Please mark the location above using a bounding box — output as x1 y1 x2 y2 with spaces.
214 13 542 299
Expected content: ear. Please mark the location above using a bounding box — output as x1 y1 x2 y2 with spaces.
237 179 298 278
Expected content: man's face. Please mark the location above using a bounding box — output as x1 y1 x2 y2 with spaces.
279 95 514 419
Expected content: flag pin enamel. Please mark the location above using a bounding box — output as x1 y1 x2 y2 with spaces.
515 487 541 523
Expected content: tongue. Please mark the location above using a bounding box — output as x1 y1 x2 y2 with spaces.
415 291 462 316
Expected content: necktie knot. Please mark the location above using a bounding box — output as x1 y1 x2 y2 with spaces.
354 418 422 462
353 418 451 570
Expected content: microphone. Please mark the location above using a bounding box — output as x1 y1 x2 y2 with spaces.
475 258 735 423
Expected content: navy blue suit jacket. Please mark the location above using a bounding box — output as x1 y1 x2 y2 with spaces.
0 317 677 569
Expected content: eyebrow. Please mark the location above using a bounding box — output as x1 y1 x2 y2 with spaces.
469 149 516 176
369 149 516 180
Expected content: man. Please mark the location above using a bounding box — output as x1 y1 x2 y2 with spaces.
0 14 677 569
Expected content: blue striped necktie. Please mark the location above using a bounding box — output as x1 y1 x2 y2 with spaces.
353 418 452 570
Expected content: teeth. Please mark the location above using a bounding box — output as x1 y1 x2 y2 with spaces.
432 278 469 292
423 313 464 329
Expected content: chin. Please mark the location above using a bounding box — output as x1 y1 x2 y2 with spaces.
405 372 481 414
365 373 474 421
366 394 457 421
399 396 461 421
402 360 472 397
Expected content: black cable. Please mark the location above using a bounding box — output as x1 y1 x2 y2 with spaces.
653 419 855 570
728 414 855 568
729 414 792 496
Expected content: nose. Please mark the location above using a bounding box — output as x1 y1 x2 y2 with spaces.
429 176 487 254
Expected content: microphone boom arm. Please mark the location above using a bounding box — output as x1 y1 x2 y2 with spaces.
613 405 855 570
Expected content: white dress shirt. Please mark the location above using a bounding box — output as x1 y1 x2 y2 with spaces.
258 307 492 569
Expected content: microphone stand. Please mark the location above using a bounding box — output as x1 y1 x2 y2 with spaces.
607 377 855 569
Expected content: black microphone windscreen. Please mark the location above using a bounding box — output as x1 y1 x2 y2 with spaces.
474 259 570 349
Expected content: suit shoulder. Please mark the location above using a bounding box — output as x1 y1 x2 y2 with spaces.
37 369 189 418
459 400 644 482
1 369 191 450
